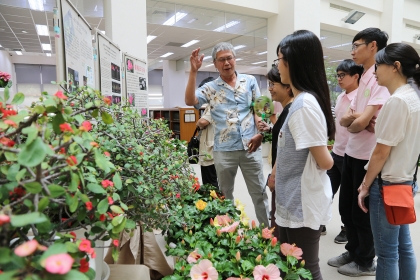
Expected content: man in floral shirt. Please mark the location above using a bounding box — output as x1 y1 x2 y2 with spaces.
185 42 269 226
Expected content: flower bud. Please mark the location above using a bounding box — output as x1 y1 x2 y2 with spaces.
301 260 306 267
235 236 241 244
181 266 185 271
271 237 278 247
210 218 214 226
252 220 256 229
189 230 193 236
181 240 185 245
207 253 212 258
264 249 268 255
216 229 221 237
255 254 262 263
169 242 177 249
235 251 241 261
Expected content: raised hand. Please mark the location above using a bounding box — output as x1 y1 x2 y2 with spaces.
190 48 204 72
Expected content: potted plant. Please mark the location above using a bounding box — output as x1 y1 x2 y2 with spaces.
0 71 12 96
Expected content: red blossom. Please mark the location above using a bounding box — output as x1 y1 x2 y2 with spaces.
59 123 73 133
103 97 112 105
113 239 119 247
79 258 89 273
79 121 92 132
66 156 77 166
1 108 17 119
104 151 110 157
0 137 15 147
78 239 91 252
4 119 17 128
99 214 106 221
85 201 93 211
54 91 68 100
107 212 114 219
101 180 114 188
69 232 77 240
176 193 181 199
59 147 66 154
0 214 10 226
107 197 114 205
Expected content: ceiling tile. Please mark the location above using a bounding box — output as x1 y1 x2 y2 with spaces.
30 10 48 25
2 14 33 24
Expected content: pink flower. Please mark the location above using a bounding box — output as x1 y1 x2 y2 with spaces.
113 239 119 247
54 91 68 100
128 95 134 105
280 243 303 260
89 248 96 259
220 221 239 233
187 250 202 264
4 119 17 128
104 151 110 157
176 193 181 199
253 264 282 280
262 227 274 239
78 239 92 252
190 259 218 280
79 121 92 132
59 123 73 133
0 214 10 225
108 196 114 205
213 215 232 226
271 237 278 247
101 180 114 188
45 253 74 275
85 201 93 211
14 239 39 257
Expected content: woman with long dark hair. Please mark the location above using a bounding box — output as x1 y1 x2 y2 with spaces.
272 30 335 280
358 42 420 279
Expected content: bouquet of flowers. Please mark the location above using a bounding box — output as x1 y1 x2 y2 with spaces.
0 71 12 88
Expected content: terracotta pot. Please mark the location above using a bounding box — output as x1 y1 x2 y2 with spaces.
327 144 333 151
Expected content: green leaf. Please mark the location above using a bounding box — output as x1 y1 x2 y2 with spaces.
111 215 124 226
6 164 20 181
125 219 136 229
101 111 114 124
241 260 254 272
110 205 124 214
18 137 47 167
87 183 106 194
85 102 93 109
85 268 96 280
69 195 78 213
64 106 73 115
65 241 79 253
44 97 57 109
4 86 9 102
33 105 45 114
15 168 26 182
69 172 79 192
48 184 66 198
0 270 18 280
112 217 126 234
5 152 17 161
52 113 65 134
113 172 122 190
97 198 109 214
91 109 99 118
24 182 42 194
11 92 25 105
112 247 119 263
22 125 39 145
38 197 49 212
0 248 11 264
11 212 48 227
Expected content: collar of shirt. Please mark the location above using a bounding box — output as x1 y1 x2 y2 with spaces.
216 72 246 88
360 64 376 85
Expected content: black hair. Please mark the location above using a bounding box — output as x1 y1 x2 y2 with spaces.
266 67 293 97
353 28 388 51
375 43 420 86
276 30 335 140
336 59 364 83
198 76 215 88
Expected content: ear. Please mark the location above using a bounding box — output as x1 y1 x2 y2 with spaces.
370 41 378 52
393 61 402 72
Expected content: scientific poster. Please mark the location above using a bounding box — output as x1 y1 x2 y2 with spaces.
124 54 148 116
61 0 95 90
98 34 122 104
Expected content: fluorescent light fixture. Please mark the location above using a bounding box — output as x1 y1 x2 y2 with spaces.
94 5 98 11
233 45 246 50
22 31 28 33
187 18 197 24
160 52 174 58
320 36 327 40
36 24 49 36
205 22 212 26
213 20 240 32
257 51 267 55
235 58 243 61
28 0 44 11
42 43 51 51
147 35 157 44
46 53 51 57
342 10 365 24
15 51 22 55
181 40 200 48
203 56 212 60
163 12 187 26
100 30 105 35
327 42 352 49
0 44 2 47
251 61 267 65
158 60 163 62
205 64 214 67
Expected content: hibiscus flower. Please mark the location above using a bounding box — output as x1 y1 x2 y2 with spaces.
253 264 282 280
190 259 218 280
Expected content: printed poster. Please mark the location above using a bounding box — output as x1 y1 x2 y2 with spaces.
125 54 148 117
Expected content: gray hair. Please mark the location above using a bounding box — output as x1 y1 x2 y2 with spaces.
211 42 236 61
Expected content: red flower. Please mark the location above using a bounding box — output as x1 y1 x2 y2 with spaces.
88 248 96 259
90 142 99 147
271 237 278 247
99 214 106 221
54 91 68 100
78 239 91 252
176 193 181 199
0 214 10 226
113 239 119 247
0 137 15 147
69 232 77 240
107 197 114 205
107 212 114 219
104 151 110 157
85 201 93 211
4 119 17 128
79 121 92 132
66 156 77 166
79 258 89 273
59 123 73 133
1 108 17 119
59 147 66 154
101 180 114 188
103 97 112 105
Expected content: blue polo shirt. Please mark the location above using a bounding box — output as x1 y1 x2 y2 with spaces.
194 73 260 152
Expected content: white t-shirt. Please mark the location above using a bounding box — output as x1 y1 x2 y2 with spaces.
275 93 333 230
373 84 420 182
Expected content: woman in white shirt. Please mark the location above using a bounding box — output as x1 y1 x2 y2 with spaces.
358 43 420 280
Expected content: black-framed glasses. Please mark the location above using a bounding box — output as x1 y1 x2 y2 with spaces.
273 57 284 67
336 73 348 80
351 42 368 51
216 56 234 63
268 81 279 88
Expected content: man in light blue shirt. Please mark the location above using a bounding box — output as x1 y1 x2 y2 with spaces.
185 42 269 226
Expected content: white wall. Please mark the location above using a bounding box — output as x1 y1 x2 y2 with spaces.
0 50 17 99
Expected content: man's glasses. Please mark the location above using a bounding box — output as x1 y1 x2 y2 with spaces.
268 81 278 88
336 73 348 80
216 56 234 63
351 42 368 51
273 57 284 67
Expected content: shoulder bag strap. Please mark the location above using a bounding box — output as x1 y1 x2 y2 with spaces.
192 127 199 138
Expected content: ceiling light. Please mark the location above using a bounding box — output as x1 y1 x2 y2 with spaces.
22 31 28 33
147 35 157 44
0 44 2 47
235 58 243 61
46 53 51 57
160 52 174 58
163 12 187 26
251 61 267 65
187 18 197 24
203 56 212 60
233 45 245 50
36 24 49 36
342 10 365 24
181 40 200 47
205 64 213 67
257 51 267 55
320 36 327 40
213 20 240 32
28 0 44 11
42 43 51 51
327 42 352 49
158 60 163 62
205 22 212 26
15 51 22 55
94 5 98 11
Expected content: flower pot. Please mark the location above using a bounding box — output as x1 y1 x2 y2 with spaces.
327 144 333 151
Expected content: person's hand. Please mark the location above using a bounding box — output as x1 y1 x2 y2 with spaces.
357 182 370 213
257 120 270 132
248 134 263 153
190 48 204 72
365 115 377 133
267 174 275 192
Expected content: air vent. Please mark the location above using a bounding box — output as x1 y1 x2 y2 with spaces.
165 42 184 47
406 24 420 31
152 10 169 15
330 3 352 12
13 48 24 51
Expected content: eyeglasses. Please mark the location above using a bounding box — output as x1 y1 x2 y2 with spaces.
216 56 234 63
374 63 379 72
268 81 279 88
351 42 368 51
336 73 348 80
273 57 284 67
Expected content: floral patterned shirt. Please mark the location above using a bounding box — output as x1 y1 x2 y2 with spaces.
194 73 260 152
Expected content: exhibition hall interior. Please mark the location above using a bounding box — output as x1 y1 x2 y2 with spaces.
0 0 420 279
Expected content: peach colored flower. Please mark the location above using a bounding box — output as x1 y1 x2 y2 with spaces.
59 123 73 133
187 250 202 264
103 97 112 105
190 259 218 280
4 119 17 128
251 220 256 229
280 243 303 260
66 155 78 166
101 180 114 188
14 239 39 257
54 91 68 100
253 264 282 280
262 227 274 239
90 141 99 147
235 251 241 261
271 237 278 247
213 215 232 226
104 151 110 157
0 214 10 225
45 253 74 274
78 239 92 252
256 254 262 262
220 221 239 233
79 121 92 132
195 199 207 211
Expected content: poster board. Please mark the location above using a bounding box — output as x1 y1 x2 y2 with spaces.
96 32 122 104
61 0 95 91
123 53 148 117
